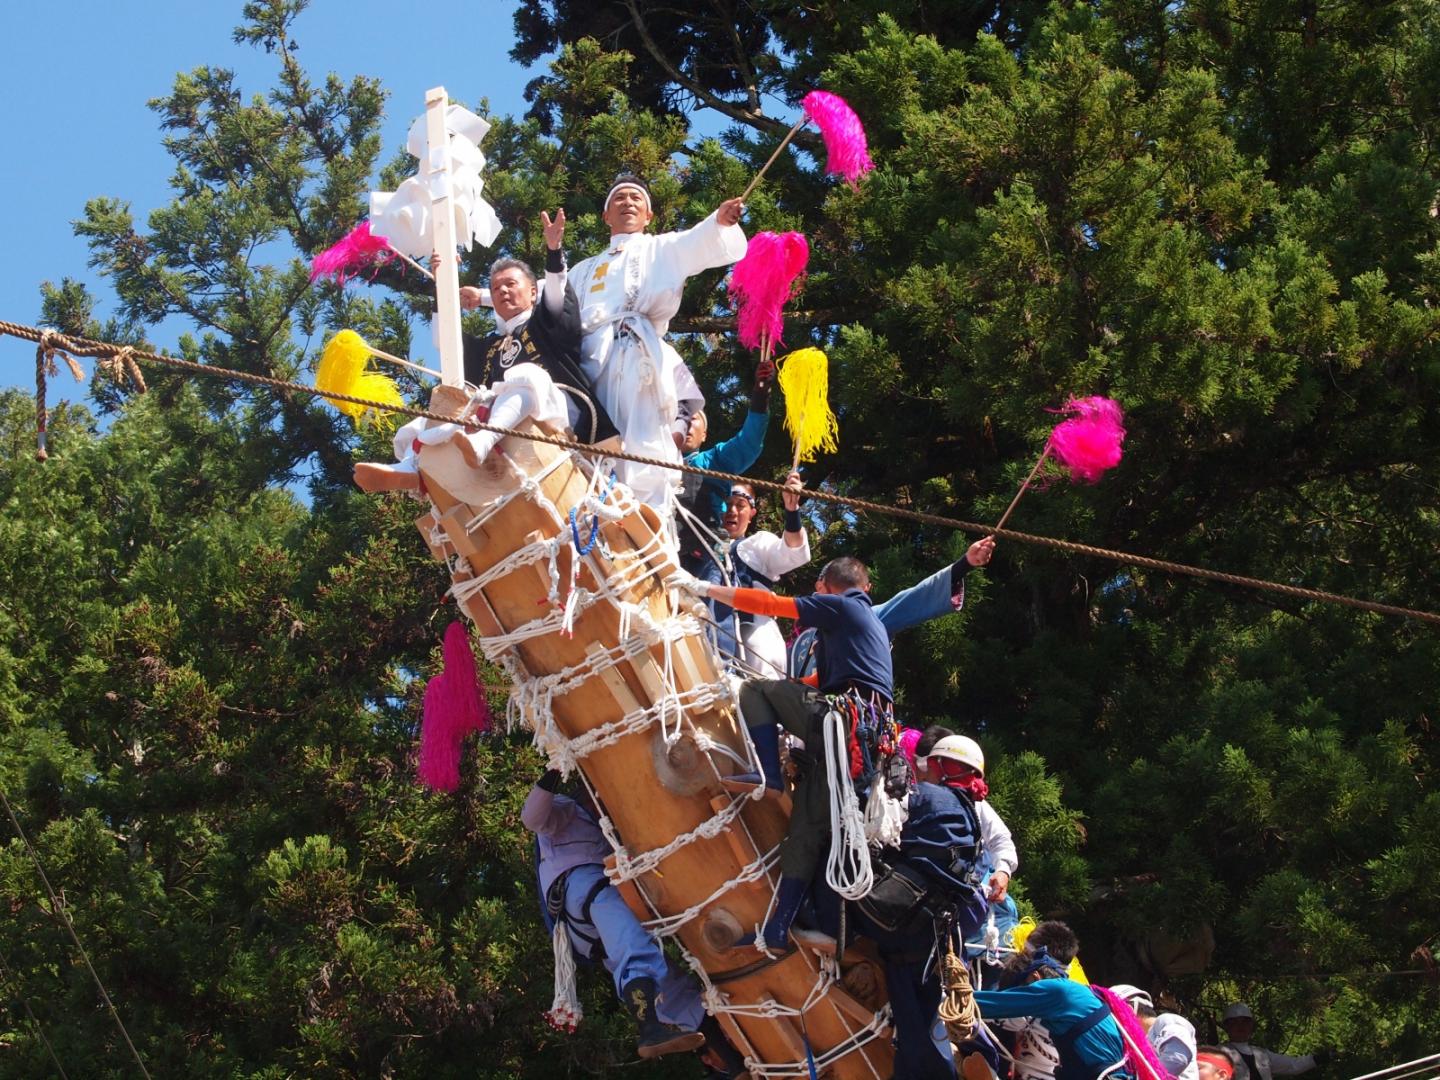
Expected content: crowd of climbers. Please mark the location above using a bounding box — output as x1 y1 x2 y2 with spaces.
355 176 1329 1080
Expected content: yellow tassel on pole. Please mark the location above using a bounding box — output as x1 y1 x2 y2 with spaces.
776 346 838 467
315 329 405 426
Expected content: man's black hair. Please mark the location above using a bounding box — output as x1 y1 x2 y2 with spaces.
916 724 955 758
489 256 536 286
1134 1001 1158 1020
818 556 870 591
1025 920 1080 964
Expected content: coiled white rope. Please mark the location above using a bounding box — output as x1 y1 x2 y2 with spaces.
823 705 874 901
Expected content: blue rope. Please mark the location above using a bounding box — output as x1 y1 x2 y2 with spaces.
568 472 615 557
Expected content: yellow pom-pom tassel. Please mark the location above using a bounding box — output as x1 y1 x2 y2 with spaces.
776 346 838 465
316 329 403 427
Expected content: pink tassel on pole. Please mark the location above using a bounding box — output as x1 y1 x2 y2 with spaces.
802 90 875 186
1046 395 1126 483
1091 986 1175 1080
417 674 462 792
729 231 810 351
440 620 490 737
310 221 397 285
416 622 492 792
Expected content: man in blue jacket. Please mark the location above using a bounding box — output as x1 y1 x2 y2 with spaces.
788 536 995 679
523 771 747 1074
851 741 991 1080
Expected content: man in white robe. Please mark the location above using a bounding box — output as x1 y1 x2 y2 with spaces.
568 174 747 510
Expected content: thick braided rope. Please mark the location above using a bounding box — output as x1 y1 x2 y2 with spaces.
938 939 979 1044
4 319 1436 626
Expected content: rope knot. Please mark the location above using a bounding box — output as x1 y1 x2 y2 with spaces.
99 346 147 393
37 330 84 383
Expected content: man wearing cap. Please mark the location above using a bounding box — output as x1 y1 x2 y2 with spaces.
695 474 809 679
569 174 748 509
1112 985 1199 1080
1222 1004 1318 1080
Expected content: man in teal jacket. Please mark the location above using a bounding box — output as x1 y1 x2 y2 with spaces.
973 948 1130 1080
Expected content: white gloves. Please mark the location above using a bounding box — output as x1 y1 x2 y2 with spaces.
665 569 711 598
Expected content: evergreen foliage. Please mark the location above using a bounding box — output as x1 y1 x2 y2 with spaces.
3 0 1438 1075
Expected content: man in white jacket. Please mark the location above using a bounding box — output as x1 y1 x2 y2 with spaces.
1113 984 1199 1080
569 174 747 509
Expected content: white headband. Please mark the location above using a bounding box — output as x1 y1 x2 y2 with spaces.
604 181 652 214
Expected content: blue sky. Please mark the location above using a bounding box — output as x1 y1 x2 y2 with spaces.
0 0 537 391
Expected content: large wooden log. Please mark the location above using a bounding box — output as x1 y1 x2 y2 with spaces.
413 414 893 1078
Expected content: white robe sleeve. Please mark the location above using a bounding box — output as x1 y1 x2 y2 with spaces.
977 801 1019 876
653 210 748 278
736 529 811 580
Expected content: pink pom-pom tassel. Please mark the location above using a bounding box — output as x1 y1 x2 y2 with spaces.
311 221 396 285
441 620 490 737
417 674 462 792
802 90 875 186
1047 395 1126 483
729 231 810 351
415 623 491 791
1091 986 1176 1080
897 727 922 769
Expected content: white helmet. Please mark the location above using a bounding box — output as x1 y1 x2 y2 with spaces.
929 735 985 776
1111 984 1153 1010
1223 1003 1254 1023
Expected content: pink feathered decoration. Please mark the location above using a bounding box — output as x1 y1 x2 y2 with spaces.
897 727 922 768
802 91 875 186
729 231 810 350
416 622 492 792
1091 985 1176 1080
1047 395 1126 483
310 221 397 285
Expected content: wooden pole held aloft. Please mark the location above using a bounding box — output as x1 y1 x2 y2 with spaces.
424 87 465 388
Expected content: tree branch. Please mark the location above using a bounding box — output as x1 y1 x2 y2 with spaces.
622 0 790 138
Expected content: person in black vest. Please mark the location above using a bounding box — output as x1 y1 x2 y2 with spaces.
1222 1004 1320 1080
352 211 617 495
458 209 618 447
851 736 991 1080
